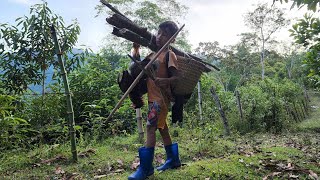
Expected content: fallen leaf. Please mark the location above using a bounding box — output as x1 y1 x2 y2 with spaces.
155 154 165 164
66 173 79 180
117 159 124 166
55 166 65 175
262 172 281 180
131 158 140 170
32 163 41 168
78 148 96 158
309 170 318 180
106 162 113 172
131 162 140 170
40 154 67 165
114 169 124 173
289 174 299 179
94 174 107 179
156 142 164 148
285 162 294 170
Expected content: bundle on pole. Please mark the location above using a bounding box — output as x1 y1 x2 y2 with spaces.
106 24 185 121
105 12 219 71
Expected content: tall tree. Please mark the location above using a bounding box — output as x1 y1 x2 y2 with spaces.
0 1 83 94
274 0 320 87
194 41 223 63
244 3 289 79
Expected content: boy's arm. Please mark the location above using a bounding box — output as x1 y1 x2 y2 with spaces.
154 67 179 88
154 51 180 88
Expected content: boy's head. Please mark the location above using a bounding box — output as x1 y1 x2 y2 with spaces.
156 21 178 47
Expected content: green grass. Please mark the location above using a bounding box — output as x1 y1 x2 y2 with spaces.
1 91 319 179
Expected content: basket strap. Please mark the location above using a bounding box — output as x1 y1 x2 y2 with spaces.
165 51 173 77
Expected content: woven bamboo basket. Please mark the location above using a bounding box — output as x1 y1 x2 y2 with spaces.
172 55 211 95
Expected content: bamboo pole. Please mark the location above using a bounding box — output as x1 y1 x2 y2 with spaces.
136 108 144 143
210 86 230 136
50 25 78 162
106 24 185 121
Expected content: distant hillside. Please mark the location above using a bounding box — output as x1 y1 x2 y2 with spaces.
28 65 55 93
5 48 86 93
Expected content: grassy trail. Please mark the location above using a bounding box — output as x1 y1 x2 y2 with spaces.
0 92 319 179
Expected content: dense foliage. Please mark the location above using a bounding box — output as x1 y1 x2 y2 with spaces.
0 1 315 152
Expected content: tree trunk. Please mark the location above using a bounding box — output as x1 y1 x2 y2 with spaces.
50 25 78 162
261 28 265 80
301 99 308 116
293 101 302 121
287 59 293 79
235 90 243 121
197 81 203 122
210 86 230 136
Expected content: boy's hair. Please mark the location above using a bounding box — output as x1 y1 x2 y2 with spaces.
159 21 178 37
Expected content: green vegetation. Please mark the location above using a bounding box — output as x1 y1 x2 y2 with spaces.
1 0 320 179
0 92 319 179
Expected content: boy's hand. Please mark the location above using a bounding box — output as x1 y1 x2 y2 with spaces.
154 78 170 88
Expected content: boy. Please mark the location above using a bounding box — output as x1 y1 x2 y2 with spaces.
128 21 181 180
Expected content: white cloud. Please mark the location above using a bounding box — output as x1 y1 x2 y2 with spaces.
8 0 41 5
183 0 310 50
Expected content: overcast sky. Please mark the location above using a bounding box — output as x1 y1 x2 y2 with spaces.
0 0 311 52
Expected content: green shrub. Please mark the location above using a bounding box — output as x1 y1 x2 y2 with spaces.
16 91 69 144
0 95 35 150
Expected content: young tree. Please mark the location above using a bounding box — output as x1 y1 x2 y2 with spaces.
0 1 82 94
244 3 289 79
0 1 84 162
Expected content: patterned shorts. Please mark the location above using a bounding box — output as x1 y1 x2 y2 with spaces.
146 101 161 127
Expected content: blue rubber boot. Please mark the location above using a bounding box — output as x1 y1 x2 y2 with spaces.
156 143 181 171
128 147 154 180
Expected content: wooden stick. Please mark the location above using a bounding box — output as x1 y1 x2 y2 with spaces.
235 90 244 121
210 86 230 136
100 0 131 21
127 54 155 80
128 54 168 112
106 24 185 121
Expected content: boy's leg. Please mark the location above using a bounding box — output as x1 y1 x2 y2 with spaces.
157 124 181 171
159 124 172 146
145 101 161 147
128 102 160 179
146 126 157 147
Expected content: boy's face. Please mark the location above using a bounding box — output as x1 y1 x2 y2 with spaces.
156 28 173 47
